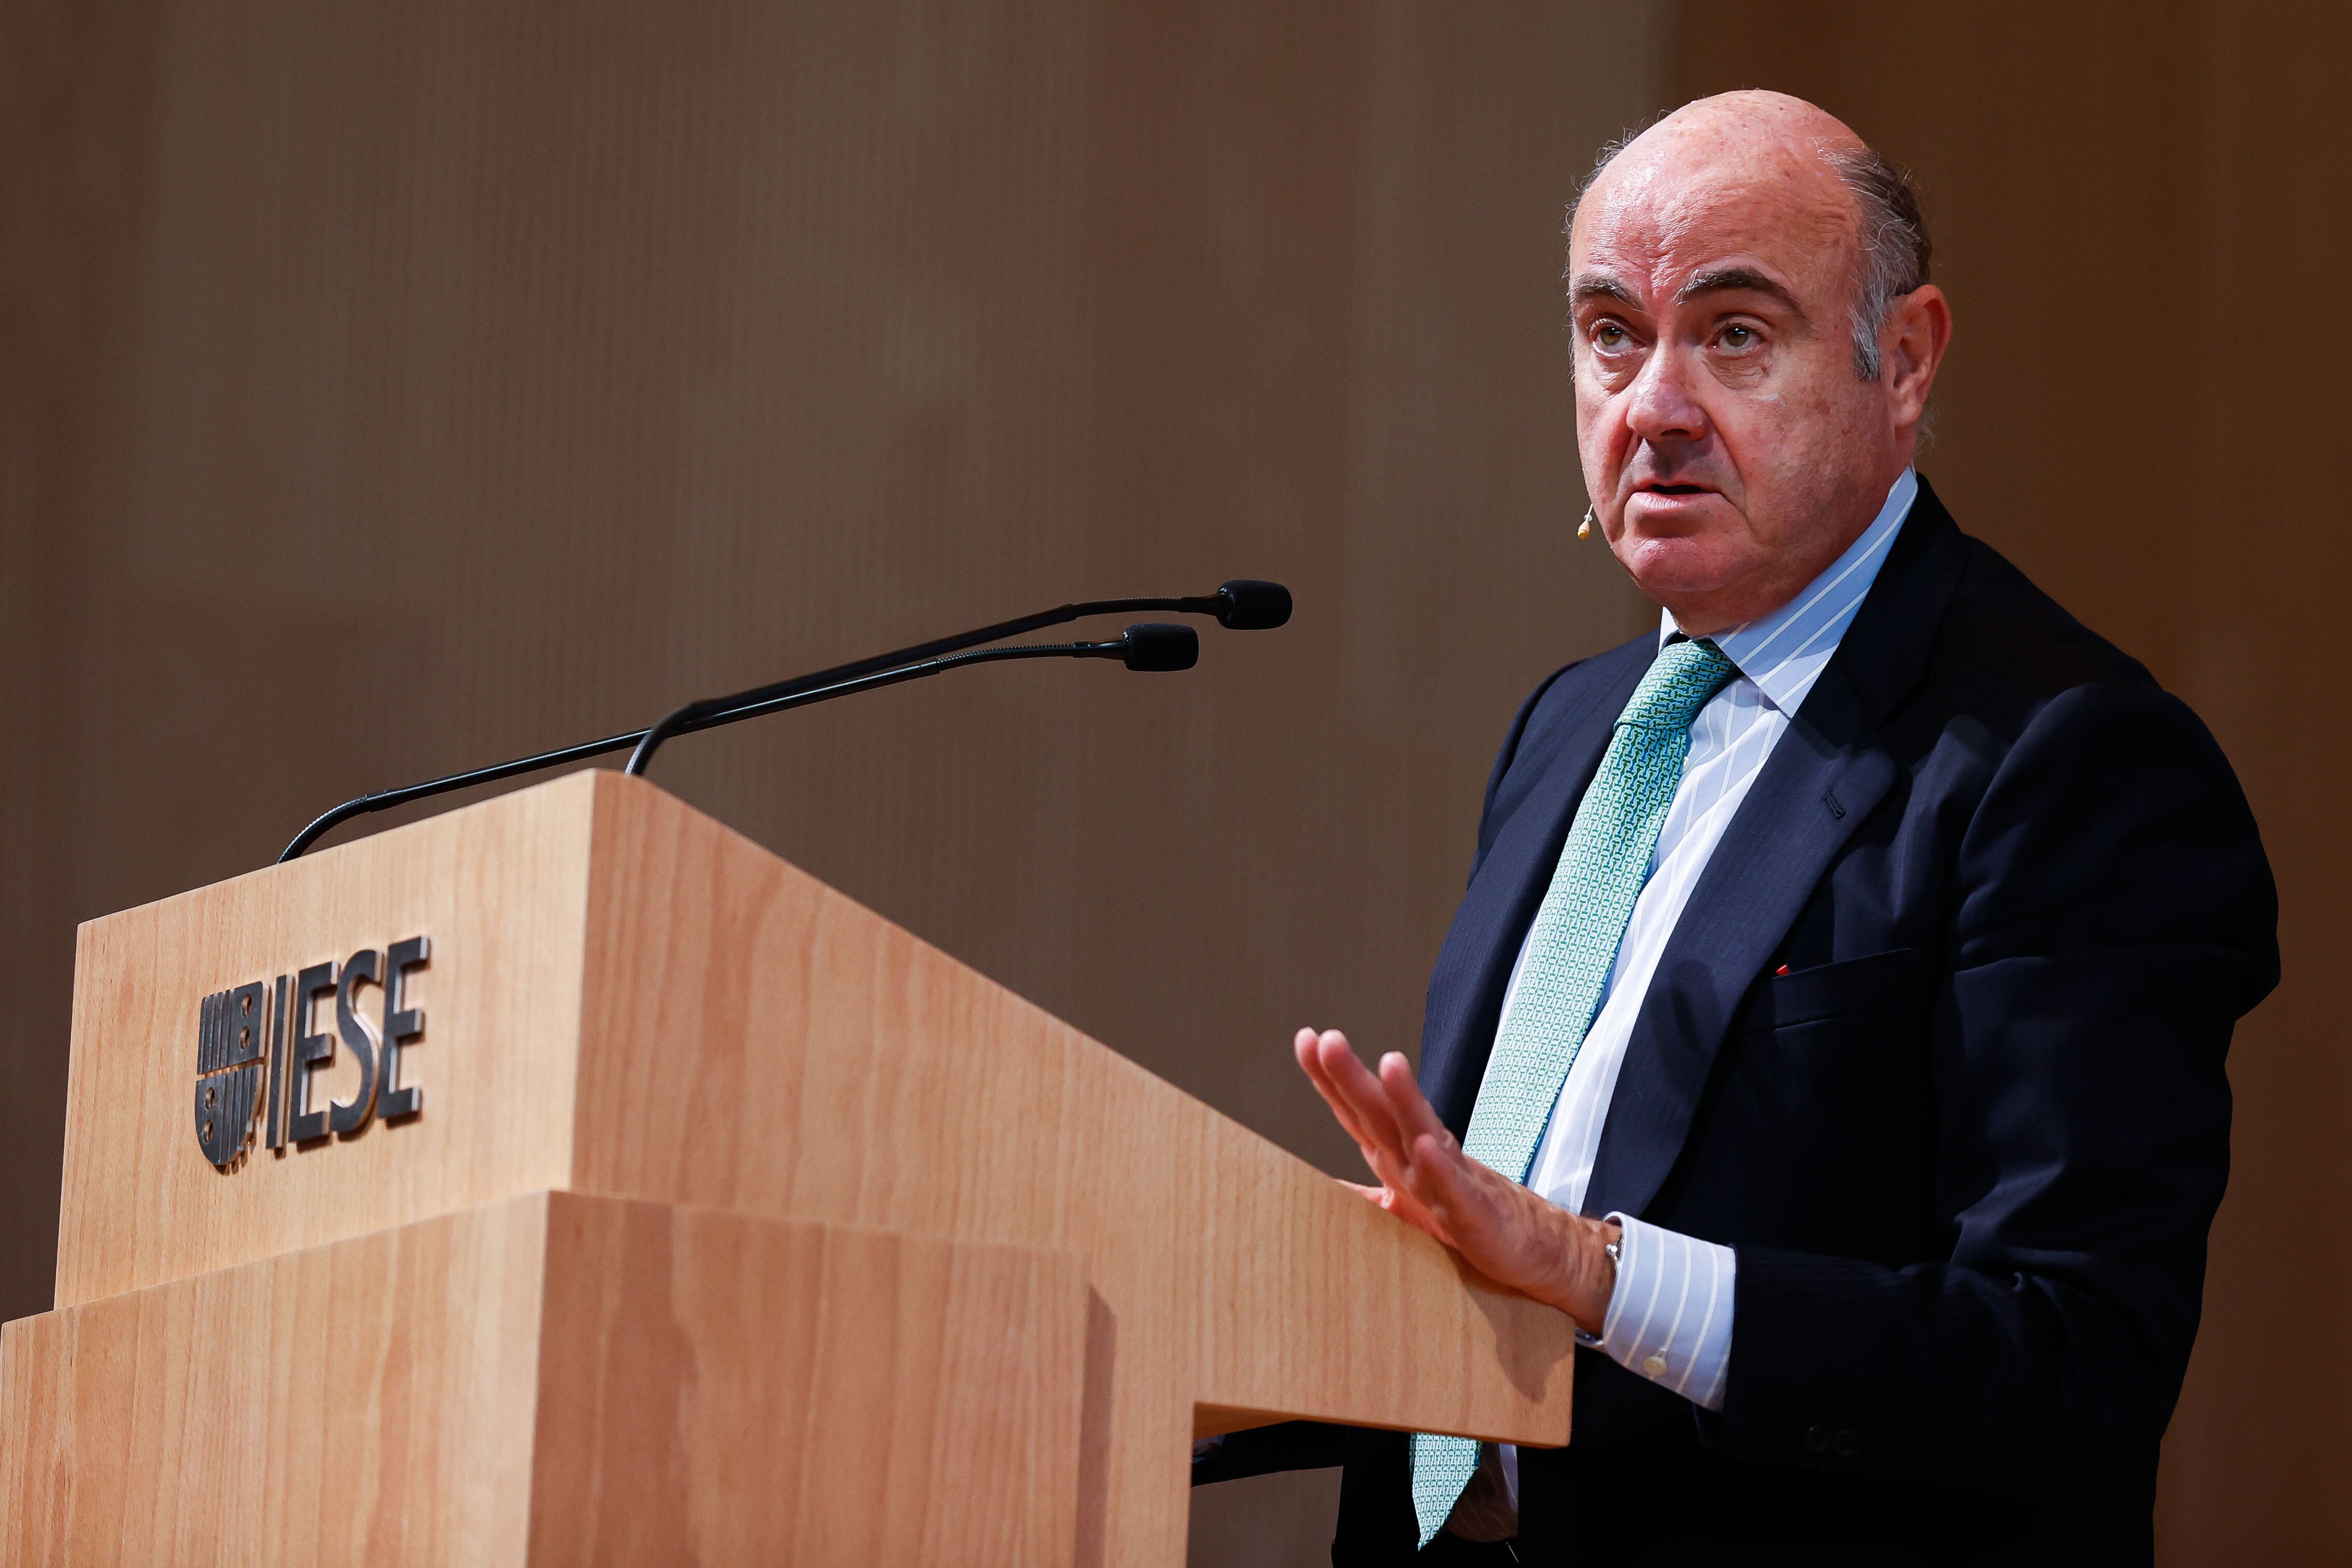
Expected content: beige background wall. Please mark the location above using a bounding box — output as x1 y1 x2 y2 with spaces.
3 2 2342 1563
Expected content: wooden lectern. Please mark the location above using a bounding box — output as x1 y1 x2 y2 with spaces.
0 771 1572 1565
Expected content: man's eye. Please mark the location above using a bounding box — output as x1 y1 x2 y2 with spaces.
1593 322 1630 351
1719 323 1757 350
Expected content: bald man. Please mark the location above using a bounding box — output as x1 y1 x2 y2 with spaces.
1195 93 2276 1564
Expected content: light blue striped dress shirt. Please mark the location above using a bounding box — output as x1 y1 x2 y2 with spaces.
1484 470 1917 1506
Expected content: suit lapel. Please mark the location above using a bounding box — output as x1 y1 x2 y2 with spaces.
1582 484 1969 1220
1579 660 1895 1219
1418 642 1650 1137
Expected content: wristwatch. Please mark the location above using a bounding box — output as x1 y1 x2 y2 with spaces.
1576 1231 1622 1348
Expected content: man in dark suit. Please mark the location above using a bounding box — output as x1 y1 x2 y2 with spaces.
1195 91 2277 1563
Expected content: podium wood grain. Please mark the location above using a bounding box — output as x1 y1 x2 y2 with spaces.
2 1191 1085 1566
36 770 1573 1565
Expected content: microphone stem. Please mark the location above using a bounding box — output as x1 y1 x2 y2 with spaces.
711 596 1213 716
278 638 1120 863
622 640 1101 777
275 583 1260 864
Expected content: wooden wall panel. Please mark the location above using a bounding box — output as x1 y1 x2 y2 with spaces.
0 0 1666 1360
1677 6 2352 1561
0 2 1671 1562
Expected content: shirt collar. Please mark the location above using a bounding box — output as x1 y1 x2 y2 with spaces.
1658 468 1918 716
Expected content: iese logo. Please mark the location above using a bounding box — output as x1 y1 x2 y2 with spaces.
194 936 431 1169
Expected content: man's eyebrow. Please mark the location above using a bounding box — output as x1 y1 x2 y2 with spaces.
1569 274 1639 308
1675 265 1806 316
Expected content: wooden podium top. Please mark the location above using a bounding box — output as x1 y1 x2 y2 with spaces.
55 769 1572 1563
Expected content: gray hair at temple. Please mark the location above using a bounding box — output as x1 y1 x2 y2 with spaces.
1568 132 1934 384
1822 144 1932 380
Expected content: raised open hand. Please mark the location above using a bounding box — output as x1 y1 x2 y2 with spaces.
1293 1027 1619 1333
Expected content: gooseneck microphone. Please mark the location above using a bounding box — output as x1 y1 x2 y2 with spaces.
276 582 1287 863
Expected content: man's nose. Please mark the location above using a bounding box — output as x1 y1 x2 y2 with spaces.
1622 342 1710 444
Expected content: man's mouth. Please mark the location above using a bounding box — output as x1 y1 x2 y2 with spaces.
1639 482 1712 496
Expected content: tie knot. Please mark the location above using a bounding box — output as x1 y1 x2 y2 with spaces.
1618 637 1738 735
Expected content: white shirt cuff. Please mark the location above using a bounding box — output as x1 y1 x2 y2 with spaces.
1593 1212 1735 1411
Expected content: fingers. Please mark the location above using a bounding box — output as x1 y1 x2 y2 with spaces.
1300 1034 1585 1309
1311 1033 1415 1163
1377 1051 1458 1153
1294 1029 1391 1151
1406 1130 1486 1217
1293 1029 1462 1250
1294 1028 1375 1151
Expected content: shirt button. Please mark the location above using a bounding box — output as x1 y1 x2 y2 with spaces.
1804 1424 1831 1455
1833 1430 1862 1458
1642 1353 1669 1378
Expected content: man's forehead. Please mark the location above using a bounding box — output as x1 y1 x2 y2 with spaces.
1571 148 1857 303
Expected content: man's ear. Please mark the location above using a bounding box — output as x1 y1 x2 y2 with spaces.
1884 284 1952 430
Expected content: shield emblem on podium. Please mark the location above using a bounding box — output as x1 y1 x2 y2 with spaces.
195 981 268 1168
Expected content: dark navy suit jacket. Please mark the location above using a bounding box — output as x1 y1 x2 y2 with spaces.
1200 481 2278 1564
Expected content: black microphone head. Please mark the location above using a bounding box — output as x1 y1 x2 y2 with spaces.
1214 579 1292 630
1121 623 1200 672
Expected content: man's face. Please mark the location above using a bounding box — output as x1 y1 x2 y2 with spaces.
1569 115 1931 632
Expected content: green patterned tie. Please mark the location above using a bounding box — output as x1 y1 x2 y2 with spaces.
1410 637 1737 1548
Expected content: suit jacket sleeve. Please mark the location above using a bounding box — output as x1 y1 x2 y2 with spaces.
1706 679 2278 1485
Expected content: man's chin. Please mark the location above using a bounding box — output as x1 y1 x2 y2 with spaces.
1614 534 1758 604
